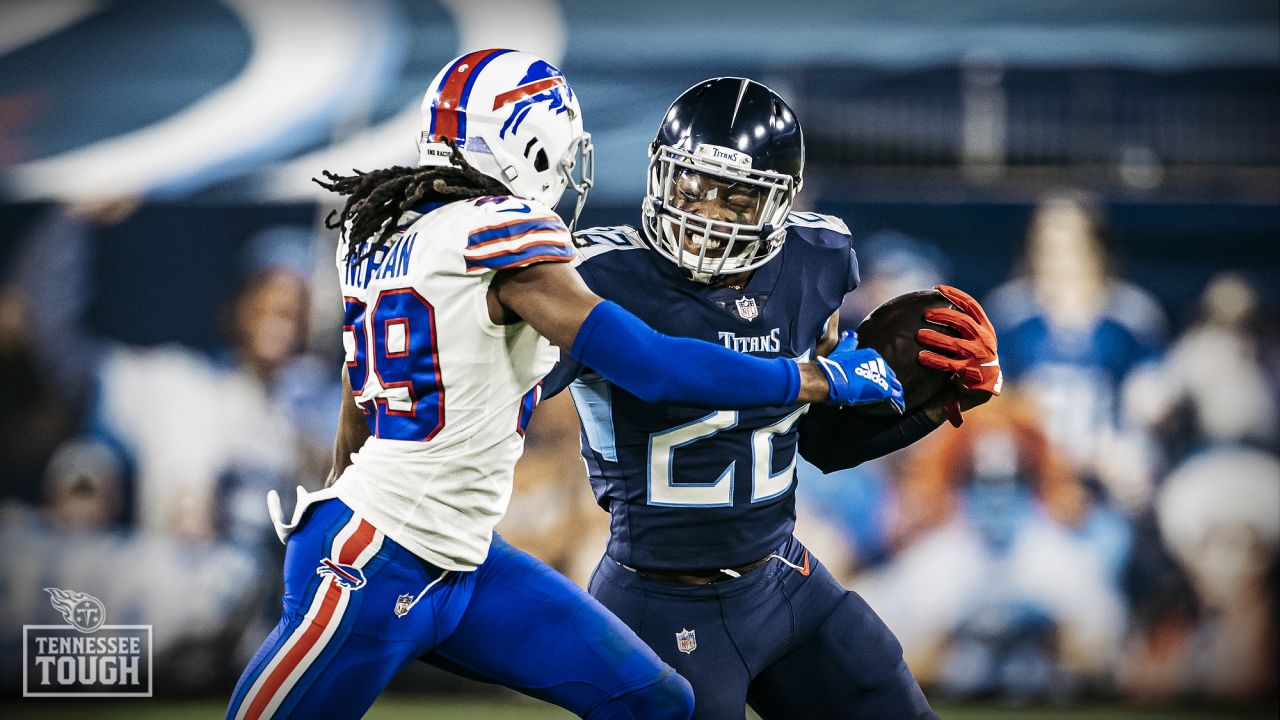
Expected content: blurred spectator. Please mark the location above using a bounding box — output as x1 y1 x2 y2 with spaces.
1119 447 1280 703
839 229 951 328
1115 272 1280 704
41 436 127 533
0 436 262 695
3 204 339 546
985 191 1167 492
0 204 344 691
0 283 83 507
855 397 1130 702
1123 272 1279 465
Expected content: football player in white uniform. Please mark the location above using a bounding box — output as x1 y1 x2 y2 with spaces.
226 50 901 720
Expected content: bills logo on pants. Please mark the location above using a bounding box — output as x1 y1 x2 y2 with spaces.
316 559 367 591
228 513 383 720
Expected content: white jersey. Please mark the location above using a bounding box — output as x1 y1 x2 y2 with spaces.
330 195 574 571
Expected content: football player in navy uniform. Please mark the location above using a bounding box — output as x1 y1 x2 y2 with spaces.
544 78 1001 719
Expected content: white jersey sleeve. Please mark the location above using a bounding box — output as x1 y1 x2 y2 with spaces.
329 195 571 570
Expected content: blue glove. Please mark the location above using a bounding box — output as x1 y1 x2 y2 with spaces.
815 331 905 413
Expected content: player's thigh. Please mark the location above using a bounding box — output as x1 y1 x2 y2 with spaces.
588 556 754 720
746 591 937 720
425 535 691 717
227 500 443 720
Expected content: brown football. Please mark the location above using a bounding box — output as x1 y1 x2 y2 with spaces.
855 289 960 414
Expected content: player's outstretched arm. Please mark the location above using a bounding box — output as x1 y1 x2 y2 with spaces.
491 262 837 408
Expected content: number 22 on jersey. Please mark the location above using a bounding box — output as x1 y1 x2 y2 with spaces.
648 406 809 507
343 289 444 441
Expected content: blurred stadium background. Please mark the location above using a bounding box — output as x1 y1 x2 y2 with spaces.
1 0 1277 717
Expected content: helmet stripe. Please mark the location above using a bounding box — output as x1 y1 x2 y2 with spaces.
492 77 565 110
429 48 513 144
427 53 474 139
456 49 512 127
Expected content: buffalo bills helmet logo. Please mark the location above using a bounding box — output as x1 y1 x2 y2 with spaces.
317 558 367 591
495 60 572 139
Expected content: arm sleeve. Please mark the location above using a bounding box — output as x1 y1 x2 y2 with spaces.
797 403 942 473
570 300 800 409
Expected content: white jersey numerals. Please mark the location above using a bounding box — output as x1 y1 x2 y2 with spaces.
646 406 810 507
573 225 645 261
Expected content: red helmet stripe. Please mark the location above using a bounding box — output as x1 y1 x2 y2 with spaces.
491 76 565 111
430 48 508 143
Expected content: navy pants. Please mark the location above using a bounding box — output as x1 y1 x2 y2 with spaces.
227 499 693 719
589 535 937 720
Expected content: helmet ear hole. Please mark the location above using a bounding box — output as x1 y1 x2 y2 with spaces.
522 137 550 172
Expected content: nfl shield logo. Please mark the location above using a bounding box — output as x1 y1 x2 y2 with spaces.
394 594 413 618
675 628 697 654
735 296 758 320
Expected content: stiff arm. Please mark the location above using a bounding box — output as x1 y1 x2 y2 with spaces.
328 261 832 484
490 261 833 406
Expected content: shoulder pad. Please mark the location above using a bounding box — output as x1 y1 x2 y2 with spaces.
784 212 852 250
459 196 573 273
572 225 646 262
469 195 559 220
785 211 850 235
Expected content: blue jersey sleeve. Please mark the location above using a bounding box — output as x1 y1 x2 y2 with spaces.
570 300 801 409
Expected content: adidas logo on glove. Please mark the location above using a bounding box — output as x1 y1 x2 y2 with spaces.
854 358 890 392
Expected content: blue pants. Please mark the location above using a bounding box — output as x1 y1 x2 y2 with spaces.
589 535 937 720
227 499 693 719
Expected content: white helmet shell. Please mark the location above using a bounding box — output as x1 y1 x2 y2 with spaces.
417 49 593 222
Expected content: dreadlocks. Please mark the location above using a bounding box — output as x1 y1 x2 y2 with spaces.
314 141 508 263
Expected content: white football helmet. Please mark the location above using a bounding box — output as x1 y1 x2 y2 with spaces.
417 49 594 227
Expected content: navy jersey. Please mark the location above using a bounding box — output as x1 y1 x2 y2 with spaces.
551 213 858 570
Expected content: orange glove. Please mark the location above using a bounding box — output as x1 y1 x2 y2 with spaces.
916 285 1002 426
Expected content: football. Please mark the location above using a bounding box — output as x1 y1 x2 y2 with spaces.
855 289 961 414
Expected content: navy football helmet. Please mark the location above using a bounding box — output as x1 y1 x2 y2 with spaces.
643 78 803 280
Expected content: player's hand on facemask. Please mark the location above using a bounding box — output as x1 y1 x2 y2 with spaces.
915 284 1002 426
816 331 905 413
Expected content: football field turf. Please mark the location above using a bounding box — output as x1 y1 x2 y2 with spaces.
3 696 1275 719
